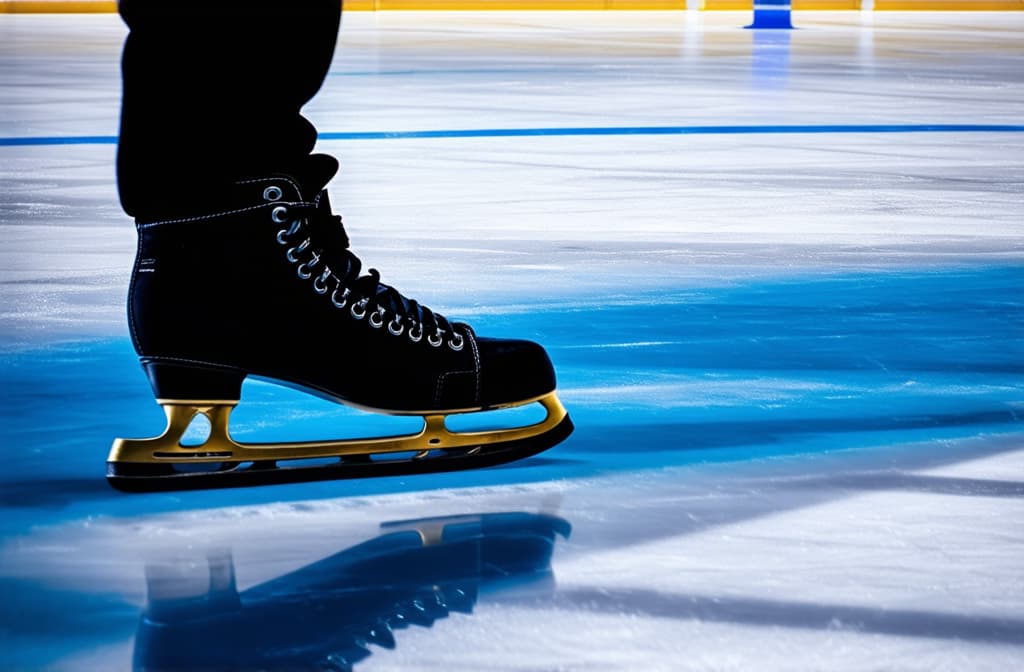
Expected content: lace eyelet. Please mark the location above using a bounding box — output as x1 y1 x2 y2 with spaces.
271 206 289 224
369 307 386 328
351 298 369 320
298 252 321 280
428 329 444 348
276 220 299 245
286 238 310 263
263 186 283 202
331 287 350 309
388 318 404 336
448 332 465 351
408 323 423 343
313 269 331 295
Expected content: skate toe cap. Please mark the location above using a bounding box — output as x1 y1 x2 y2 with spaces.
475 337 556 407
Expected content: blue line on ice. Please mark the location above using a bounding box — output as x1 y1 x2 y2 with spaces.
3 124 1024 147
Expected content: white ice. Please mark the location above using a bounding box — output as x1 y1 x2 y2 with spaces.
1 10 1022 672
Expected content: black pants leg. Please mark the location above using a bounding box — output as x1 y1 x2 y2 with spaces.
116 1 342 220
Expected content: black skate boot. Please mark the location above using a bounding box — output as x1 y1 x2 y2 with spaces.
107 157 572 491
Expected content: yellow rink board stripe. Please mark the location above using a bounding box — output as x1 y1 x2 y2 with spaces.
1 0 1022 12
700 0 857 7
701 0 1022 6
873 0 1023 7
1 1 115 10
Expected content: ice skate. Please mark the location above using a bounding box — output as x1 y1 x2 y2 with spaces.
107 157 573 491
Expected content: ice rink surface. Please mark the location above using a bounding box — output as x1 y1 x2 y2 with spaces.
1 10 1023 671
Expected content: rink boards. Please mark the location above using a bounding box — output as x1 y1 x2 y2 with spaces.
2 1 1024 12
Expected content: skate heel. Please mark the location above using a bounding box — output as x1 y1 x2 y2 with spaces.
142 359 246 401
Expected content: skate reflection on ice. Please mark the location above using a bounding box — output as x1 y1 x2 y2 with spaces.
133 511 571 672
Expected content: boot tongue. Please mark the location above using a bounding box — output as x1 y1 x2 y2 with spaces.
294 154 355 280
286 154 443 329
291 153 339 198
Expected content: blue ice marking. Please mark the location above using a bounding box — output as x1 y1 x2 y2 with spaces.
0 266 1020 516
3 124 1024 147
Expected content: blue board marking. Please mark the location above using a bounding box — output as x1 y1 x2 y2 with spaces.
3 124 1024 147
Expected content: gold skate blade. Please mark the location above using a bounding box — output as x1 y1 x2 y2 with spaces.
108 392 568 466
